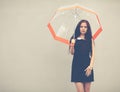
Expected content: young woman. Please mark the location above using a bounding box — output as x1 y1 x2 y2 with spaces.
69 20 95 92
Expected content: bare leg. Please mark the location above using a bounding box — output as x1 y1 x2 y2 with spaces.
74 82 84 92
84 82 91 92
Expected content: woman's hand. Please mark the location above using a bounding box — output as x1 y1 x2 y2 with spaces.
69 45 74 55
84 66 93 77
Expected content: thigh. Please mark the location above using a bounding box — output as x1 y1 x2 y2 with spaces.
74 82 84 92
84 82 91 92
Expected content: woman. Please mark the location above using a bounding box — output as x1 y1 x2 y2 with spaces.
69 20 95 92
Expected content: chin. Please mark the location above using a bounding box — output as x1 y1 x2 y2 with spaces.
81 32 86 35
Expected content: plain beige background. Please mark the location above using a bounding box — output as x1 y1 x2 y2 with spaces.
0 0 120 92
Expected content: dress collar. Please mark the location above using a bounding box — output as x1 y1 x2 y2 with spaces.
77 37 86 40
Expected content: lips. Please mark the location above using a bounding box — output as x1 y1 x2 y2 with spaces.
81 30 85 32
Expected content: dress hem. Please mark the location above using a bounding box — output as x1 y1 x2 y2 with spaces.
71 80 94 83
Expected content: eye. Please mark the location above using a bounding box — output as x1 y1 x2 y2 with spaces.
80 26 87 28
84 26 87 28
80 26 83 28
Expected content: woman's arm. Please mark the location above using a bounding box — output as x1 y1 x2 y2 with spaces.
84 38 95 76
69 39 76 55
69 43 74 55
89 38 95 69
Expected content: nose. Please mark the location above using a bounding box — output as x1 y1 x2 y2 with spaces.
82 27 85 30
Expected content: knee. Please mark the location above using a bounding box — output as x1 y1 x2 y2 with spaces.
77 89 84 92
84 87 90 92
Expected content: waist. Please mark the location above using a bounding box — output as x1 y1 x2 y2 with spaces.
74 52 89 56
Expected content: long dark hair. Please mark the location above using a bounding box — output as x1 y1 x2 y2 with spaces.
69 19 95 57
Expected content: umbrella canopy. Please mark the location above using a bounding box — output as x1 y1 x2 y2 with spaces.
47 4 103 45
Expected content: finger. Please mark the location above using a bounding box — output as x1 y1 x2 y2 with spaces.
84 67 88 71
84 68 87 71
86 70 91 77
85 71 87 76
87 71 91 77
86 72 88 76
86 72 89 77
85 70 88 76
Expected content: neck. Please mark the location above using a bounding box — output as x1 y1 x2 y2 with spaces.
80 34 85 38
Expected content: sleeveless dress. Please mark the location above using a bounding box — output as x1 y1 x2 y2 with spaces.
71 37 94 82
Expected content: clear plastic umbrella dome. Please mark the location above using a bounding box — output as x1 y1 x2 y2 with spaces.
47 4 103 45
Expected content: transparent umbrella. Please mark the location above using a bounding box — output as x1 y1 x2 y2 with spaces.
47 4 103 45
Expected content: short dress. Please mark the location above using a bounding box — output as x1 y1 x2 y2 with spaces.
71 37 94 83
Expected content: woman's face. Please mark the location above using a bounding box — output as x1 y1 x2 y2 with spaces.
80 22 88 35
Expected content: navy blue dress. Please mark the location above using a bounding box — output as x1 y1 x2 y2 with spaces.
71 37 94 82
